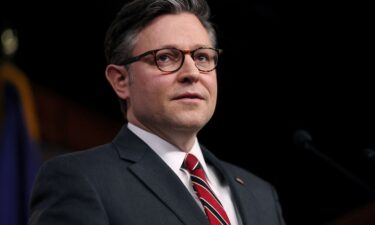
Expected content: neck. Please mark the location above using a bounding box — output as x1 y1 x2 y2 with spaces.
160 131 197 152
130 121 198 152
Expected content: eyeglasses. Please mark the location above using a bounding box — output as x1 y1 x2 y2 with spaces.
122 47 222 73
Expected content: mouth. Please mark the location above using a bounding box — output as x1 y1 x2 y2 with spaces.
172 92 205 101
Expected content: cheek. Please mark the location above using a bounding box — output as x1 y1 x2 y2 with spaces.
206 76 218 98
132 74 170 103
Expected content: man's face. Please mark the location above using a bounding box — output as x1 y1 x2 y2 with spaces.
126 13 217 135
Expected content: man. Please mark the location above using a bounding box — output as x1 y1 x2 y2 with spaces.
29 0 287 224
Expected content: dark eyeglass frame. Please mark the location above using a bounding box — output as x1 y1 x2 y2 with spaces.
121 47 222 73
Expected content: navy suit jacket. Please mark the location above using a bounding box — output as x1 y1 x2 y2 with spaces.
29 126 286 225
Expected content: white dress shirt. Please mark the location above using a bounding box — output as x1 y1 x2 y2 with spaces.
128 123 242 225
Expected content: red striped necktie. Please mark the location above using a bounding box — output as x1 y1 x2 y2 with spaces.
183 153 231 225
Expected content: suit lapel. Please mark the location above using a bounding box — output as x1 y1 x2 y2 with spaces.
203 149 262 225
113 126 210 225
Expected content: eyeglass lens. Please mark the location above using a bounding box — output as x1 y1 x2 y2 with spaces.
155 48 218 72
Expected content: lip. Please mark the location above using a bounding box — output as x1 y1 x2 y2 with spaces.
172 92 205 100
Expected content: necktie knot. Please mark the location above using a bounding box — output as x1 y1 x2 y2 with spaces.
184 153 202 173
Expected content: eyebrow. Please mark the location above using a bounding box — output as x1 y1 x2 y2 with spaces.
156 44 213 50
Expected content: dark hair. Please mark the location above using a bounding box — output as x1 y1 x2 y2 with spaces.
104 0 216 65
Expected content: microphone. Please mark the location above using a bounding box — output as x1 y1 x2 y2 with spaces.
293 129 375 197
363 148 375 162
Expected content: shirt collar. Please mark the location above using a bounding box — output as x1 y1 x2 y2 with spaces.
127 123 209 176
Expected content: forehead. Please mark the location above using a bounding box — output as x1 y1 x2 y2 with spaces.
134 13 212 52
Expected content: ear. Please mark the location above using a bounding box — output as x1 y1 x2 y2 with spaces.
105 64 130 100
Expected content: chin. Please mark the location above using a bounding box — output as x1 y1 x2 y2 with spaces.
166 108 214 130
171 117 209 131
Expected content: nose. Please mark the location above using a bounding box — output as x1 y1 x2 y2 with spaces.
177 54 200 83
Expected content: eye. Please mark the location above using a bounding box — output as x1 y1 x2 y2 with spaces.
194 53 210 62
155 49 180 65
156 53 171 63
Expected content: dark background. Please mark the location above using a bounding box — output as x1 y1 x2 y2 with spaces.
1 0 374 224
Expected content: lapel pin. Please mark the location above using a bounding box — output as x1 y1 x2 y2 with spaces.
235 177 245 185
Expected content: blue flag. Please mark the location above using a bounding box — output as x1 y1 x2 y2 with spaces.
0 82 41 225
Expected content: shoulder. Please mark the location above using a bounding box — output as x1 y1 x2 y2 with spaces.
44 143 114 165
39 143 122 180
29 145 113 224
33 142 128 200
